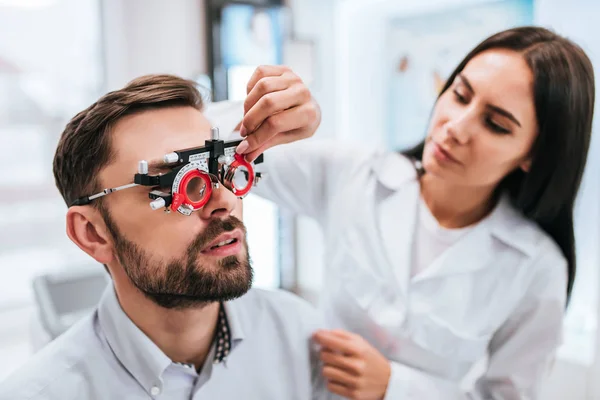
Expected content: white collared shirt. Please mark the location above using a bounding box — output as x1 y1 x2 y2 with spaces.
0 285 329 400
253 138 567 400
412 195 481 278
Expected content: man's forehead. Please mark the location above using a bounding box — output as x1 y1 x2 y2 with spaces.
103 107 211 181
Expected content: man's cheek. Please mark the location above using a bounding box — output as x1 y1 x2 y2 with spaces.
235 200 244 220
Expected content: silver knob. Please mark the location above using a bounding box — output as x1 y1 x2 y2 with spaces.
149 198 166 210
218 155 232 165
211 127 220 140
254 172 264 186
178 204 194 216
164 152 179 164
138 160 148 174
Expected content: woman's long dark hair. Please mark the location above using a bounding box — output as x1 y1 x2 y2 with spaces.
403 27 595 303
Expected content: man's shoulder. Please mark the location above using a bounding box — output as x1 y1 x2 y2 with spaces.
231 288 324 333
242 287 318 316
0 313 101 400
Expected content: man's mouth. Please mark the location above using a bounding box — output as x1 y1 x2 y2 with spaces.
210 238 237 249
200 229 243 257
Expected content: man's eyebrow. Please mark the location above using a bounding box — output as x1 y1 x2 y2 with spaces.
146 160 173 174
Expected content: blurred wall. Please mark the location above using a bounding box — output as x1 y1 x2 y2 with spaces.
285 0 336 302
102 0 206 90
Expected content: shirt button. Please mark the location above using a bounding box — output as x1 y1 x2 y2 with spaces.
150 386 161 396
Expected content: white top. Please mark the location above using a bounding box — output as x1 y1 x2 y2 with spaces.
0 285 329 400
412 196 479 278
252 138 567 400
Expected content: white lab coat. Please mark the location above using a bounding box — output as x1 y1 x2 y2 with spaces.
252 139 568 400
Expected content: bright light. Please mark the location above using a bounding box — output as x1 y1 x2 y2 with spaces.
0 0 56 9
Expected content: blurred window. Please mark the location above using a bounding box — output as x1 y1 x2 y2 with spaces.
0 0 104 309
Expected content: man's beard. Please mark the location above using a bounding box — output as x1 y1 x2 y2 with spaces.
100 206 253 309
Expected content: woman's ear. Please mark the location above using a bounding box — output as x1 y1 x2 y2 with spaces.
66 206 114 265
520 158 532 173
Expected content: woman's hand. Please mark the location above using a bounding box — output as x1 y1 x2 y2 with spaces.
235 65 321 162
313 329 391 400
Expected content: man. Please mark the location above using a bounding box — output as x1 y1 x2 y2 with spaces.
0 70 325 400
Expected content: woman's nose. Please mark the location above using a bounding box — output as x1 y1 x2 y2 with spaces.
445 108 476 144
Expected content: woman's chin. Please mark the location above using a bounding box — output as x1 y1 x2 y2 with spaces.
421 150 438 171
422 154 449 180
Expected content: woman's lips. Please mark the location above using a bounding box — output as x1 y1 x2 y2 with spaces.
432 142 461 164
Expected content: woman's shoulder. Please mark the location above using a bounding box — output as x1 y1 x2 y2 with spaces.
273 139 418 186
489 196 567 291
330 142 417 189
490 195 564 259
367 149 418 189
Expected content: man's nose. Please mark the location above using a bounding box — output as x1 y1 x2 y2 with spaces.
197 183 238 220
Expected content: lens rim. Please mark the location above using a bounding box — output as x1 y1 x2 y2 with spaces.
222 154 255 197
177 169 213 210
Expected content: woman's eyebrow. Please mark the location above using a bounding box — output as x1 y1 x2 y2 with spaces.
487 104 522 127
458 73 521 127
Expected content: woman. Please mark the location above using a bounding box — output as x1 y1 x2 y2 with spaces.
232 27 595 399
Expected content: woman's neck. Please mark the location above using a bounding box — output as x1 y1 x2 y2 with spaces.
419 173 497 229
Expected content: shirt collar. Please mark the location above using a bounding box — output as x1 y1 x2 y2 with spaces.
486 192 538 257
210 303 234 365
215 296 245 368
223 298 245 342
98 285 170 395
371 153 538 257
371 151 419 190
98 285 240 393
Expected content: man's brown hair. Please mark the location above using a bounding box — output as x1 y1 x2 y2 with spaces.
53 74 205 207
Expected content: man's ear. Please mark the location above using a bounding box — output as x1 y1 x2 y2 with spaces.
66 206 114 265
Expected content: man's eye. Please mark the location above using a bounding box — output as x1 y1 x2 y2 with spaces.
152 186 171 193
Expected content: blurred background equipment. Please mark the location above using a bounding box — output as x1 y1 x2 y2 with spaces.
205 0 290 101
31 267 109 348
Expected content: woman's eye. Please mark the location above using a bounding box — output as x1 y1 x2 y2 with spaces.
453 90 468 104
486 119 511 134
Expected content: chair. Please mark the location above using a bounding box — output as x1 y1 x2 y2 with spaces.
31 267 109 341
